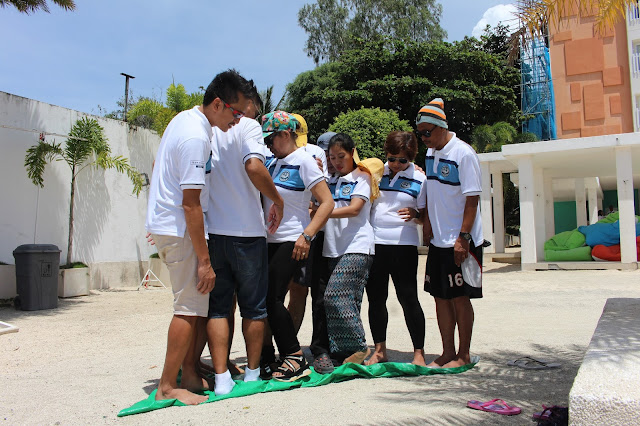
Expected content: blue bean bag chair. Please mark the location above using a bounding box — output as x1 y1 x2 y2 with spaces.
579 221 640 247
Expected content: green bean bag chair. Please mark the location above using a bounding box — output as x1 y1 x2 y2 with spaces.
544 229 592 261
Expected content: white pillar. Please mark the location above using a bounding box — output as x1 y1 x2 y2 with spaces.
543 173 555 240
480 163 494 253
492 171 505 253
518 156 545 265
575 178 588 227
615 146 637 263
588 187 599 224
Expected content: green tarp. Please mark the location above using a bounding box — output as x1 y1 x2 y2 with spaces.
118 357 479 417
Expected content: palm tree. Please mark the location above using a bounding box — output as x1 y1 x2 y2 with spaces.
0 0 75 13
517 0 635 36
25 117 143 266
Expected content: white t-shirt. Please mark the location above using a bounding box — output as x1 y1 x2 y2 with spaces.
323 168 375 257
206 117 267 237
263 149 325 243
299 143 328 179
146 106 212 237
371 163 426 246
417 133 483 248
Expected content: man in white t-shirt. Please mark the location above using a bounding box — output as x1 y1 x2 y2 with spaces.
416 98 484 369
145 70 253 405
205 92 285 395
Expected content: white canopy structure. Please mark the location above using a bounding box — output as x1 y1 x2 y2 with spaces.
478 133 640 270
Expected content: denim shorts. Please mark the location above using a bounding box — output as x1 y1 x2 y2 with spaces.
207 234 268 320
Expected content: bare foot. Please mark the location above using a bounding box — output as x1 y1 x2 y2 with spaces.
156 386 207 405
228 360 245 375
364 351 388 366
411 349 427 367
180 371 209 392
343 348 371 365
427 353 456 368
442 356 471 369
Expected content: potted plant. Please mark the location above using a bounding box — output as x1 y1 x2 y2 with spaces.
24 117 143 297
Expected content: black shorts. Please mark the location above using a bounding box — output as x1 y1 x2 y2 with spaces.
424 243 483 300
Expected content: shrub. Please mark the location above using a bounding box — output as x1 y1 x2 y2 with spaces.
328 107 413 161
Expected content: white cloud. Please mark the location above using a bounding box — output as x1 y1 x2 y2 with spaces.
472 4 518 38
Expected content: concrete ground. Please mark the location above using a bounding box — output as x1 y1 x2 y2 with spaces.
1 256 639 425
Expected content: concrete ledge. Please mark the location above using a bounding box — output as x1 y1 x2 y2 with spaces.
484 252 521 264
90 261 147 289
569 298 640 425
0 265 16 299
523 262 638 271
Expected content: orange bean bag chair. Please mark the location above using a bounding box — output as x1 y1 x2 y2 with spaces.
591 236 640 261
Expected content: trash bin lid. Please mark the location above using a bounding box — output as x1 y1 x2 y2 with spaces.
13 244 61 254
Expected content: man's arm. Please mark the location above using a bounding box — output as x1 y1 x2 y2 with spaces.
453 195 479 266
182 189 215 293
244 158 284 234
419 208 432 245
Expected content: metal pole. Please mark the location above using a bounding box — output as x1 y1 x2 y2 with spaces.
120 72 135 122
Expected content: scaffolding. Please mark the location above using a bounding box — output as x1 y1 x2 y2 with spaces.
520 33 557 141
518 0 557 141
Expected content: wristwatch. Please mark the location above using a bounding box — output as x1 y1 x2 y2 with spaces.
302 233 314 243
459 232 472 242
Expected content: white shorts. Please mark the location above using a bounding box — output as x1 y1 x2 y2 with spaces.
152 233 209 317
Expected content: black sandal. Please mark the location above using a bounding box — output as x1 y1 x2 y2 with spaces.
272 354 311 382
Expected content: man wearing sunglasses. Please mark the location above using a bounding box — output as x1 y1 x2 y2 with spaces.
415 98 484 369
145 69 254 405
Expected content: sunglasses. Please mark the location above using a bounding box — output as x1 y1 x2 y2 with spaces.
387 157 409 164
415 126 438 138
264 132 278 147
220 99 245 119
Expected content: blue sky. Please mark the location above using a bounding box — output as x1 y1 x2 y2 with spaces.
0 0 515 115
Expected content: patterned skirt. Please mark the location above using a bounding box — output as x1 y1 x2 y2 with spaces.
325 253 374 355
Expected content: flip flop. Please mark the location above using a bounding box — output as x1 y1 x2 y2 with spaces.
467 399 521 416
507 356 561 370
533 405 568 421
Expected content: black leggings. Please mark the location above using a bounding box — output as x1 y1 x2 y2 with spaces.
267 242 302 355
365 244 425 349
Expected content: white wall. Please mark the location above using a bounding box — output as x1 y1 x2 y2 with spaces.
0 92 161 288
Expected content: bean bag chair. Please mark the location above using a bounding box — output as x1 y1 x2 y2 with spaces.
544 229 592 261
597 212 640 224
592 236 640 261
579 221 640 247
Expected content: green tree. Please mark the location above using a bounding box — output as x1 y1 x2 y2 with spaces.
298 0 446 64
328 107 413 160
24 117 143 266
0 0 74 13
126 83 204 135
286 38 520 144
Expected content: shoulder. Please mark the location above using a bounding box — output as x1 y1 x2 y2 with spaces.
407 164 426 182
450 135 477 156
352 168 371 184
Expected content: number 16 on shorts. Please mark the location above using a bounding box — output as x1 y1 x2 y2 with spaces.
448 273 464 287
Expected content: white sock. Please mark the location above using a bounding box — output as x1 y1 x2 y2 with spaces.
214 370 235 395
243 366 261 382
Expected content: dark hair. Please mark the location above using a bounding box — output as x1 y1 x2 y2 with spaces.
203 69 253 106
247 79 263 113
328 132 355 152
384 131 418 161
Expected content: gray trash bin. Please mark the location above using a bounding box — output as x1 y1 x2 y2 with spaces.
13 244 61 311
